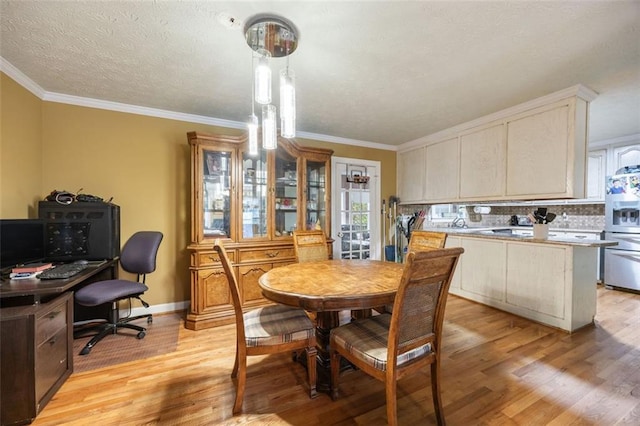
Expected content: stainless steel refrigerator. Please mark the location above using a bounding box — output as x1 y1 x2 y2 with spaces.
604 165 640 291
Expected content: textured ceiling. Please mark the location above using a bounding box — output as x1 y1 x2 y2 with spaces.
1 1 639 147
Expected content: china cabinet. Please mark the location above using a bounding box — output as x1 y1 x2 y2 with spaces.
186 131 333 330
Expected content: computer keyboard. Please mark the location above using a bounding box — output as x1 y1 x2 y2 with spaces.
39 263 89 280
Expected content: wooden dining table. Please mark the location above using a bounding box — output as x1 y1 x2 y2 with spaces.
258 259 404 392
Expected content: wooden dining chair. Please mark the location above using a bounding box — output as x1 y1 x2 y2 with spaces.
213 240 318 414
408 230 447 252
330 247 464 426
380 230 449 314
292 230 329 262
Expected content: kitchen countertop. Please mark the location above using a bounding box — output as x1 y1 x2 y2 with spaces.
423 226 616 248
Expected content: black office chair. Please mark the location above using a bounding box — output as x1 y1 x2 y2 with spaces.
74 231 163 355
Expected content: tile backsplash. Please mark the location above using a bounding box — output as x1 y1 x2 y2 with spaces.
402 203 605 231
464 204 605 230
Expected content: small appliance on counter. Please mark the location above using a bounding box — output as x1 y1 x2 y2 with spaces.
604 165 640 292
509 215 533 226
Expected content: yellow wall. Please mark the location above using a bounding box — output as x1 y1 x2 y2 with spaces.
1 73 43 218
1 71 396 307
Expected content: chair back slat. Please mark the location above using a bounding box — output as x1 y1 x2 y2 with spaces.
407 231 447 253
389 247 463 358
293 230 329 263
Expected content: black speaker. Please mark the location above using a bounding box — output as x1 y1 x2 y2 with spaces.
38 201 121 261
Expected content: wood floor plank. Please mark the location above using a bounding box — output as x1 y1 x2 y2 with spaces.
31 286 640 425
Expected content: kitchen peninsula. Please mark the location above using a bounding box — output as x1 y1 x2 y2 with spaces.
431 227 617 332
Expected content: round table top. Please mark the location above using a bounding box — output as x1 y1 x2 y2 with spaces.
258 259 403 312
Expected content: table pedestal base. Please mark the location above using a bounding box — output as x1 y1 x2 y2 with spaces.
301 310 371 393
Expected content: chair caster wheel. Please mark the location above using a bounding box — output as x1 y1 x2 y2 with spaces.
147 317 153 324
137 331 146 339
80 346 91 355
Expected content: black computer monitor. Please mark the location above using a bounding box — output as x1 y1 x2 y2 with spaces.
0 219 46 270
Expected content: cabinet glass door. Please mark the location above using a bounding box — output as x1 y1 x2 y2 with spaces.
241 150 268 239
306 160 327 231
274 151 298 237
203 149 232 238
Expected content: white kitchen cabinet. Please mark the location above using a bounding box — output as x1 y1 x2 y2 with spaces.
448 235 600 332
506 244 566 318
611 144 640 172
397 86 595 205
459 238 506 301
425 137 459 201
506 99 586 198
459 123 506 199
445 236 462 291
587 149 606 200
397 146 426 203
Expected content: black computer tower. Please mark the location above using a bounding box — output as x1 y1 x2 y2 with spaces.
38 201 120 261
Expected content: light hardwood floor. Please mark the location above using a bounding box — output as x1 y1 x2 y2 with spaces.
33 285 640 425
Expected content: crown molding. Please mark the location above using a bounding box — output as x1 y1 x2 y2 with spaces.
0 57 46 98
1 56 395 152
296 130 397 151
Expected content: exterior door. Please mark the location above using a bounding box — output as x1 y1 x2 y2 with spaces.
331 157 380 260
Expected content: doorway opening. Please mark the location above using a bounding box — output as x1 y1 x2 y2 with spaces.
331 157 381 260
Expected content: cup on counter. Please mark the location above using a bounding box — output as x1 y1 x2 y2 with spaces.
533 223 549 239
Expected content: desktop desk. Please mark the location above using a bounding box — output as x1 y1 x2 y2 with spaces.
0 259 118 426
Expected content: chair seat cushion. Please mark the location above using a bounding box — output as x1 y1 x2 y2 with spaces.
75 280 148 306
331 313 432 371
244 304 314 347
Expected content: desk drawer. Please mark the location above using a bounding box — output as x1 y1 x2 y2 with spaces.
36 299 68 346
239 247 295 263
35 326 68 402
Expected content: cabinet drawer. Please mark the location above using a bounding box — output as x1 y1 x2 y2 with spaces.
239 247 295 263
35 326 69 402
36 302 68 346
195 250 235 267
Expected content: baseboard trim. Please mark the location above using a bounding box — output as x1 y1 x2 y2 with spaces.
119 300 190 318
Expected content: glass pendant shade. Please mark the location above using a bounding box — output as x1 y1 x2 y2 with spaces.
247 114 259 156
255 55 271 105
262 104 277 150
280 68 296 138
245 14 299 150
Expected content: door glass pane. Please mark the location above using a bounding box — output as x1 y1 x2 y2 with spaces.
339 167 371 259
306 160 326 231
241 150 268 239
203 149 232 238
275 152 298 237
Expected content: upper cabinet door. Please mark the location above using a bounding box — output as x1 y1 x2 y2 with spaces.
587 149 606 200
506 103 573 197
425 137 459 202
612 145 640 172
397 147 426 203
201 147 234 242
274 149 299 239
240 149 268 241
306 159 328 232
459 123 506 199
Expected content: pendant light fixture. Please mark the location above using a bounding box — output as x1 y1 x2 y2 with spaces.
244 14 298 149
247 55 259 156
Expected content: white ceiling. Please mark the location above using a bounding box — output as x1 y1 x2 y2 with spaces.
1 1 639 148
